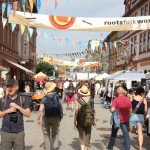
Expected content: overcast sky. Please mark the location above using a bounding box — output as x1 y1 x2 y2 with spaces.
37 0 125 60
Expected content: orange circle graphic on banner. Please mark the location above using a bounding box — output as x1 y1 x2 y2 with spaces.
49 16 76 30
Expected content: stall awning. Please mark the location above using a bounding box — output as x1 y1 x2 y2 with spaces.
5 60 35 75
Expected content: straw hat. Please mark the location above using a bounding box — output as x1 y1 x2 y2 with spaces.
78 85 90 96
44 82 56 94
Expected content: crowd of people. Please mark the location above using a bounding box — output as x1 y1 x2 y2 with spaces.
0 78 150 150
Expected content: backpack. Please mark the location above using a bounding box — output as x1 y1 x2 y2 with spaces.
44 94 61 118
91 84 95 90
77 98 94 128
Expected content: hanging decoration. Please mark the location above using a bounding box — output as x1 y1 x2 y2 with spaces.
13 1 18 15
29 0 34 14
37 0 41 12
42 57 100 67
28 27 34 37
20 25 25 34
11 23 16 31
7 3 12 17
2 3 6 17
2 18 7 28
8 11 150 31
55 0 59 8
22 0 26 15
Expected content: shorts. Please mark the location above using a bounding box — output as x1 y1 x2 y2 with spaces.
130 114 144 126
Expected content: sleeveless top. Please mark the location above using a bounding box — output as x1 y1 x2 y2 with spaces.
132 99 145 115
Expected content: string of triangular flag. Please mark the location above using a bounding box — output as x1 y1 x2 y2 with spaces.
1 17 34 37
36 51 87 59
1 0 63 18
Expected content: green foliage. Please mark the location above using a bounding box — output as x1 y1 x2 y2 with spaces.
35 62 59 78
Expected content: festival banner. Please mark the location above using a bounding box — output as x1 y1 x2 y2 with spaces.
8 11 150 31
43 57 100 67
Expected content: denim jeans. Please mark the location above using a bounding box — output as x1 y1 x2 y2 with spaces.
108 123 130 150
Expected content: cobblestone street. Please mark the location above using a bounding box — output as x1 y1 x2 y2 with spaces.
0 97 150 150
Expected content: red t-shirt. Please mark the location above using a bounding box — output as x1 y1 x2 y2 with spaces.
112 96 132 123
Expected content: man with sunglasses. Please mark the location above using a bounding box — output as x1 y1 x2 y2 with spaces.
0 79 31 150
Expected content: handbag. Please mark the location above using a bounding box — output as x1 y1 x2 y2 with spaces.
130 98 143 124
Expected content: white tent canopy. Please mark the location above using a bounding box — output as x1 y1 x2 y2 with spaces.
113 71 145 81
95 73 110 80
107 70 125 80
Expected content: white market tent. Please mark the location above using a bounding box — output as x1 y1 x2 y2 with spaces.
95 73 110 80
146 73 150 79
107 70 125 80
105 71 146 100
113 71 145 81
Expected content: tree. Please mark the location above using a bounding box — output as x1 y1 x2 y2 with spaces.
35 62 59 78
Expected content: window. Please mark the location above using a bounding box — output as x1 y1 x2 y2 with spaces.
143 33 147 52
145 4 148 16
139 34 143 54
141 7 145 16
131 38 134 55
147 32 150 51
134 36 137 55
135 11 138 16
149 2 150 15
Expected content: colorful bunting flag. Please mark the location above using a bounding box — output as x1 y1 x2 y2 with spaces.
55 0 59 8
2 3 6 17
46 0 49 9
29 0 34 14
65 38 69 45
13 1 18 15
72 39 76 47
22 0 26 15
37 0 41 12
2 17 7 28
11 23 16 31
51 34 56 40
44 32 48 40
28 27 33 37
20 25 25 34
58 37 63 45
7 3 12 17
37 29 41 36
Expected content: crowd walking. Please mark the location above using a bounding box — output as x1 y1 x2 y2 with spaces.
0 78 150 150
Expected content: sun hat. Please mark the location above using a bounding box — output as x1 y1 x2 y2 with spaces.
78 85 90 96
44 82 56 94
6 79 18 86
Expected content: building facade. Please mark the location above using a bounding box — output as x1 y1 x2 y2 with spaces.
116 0 150 72
104 31 118 74
0 1 37 86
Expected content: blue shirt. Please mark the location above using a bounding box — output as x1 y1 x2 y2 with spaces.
0 94 30 133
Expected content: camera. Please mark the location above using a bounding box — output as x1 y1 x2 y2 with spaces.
10 113 18 123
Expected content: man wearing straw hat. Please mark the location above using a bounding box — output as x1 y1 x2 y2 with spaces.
37 82 63 150
74 85 96 150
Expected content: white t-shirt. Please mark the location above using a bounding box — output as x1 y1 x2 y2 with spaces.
64 81 69 89
0 87 4 98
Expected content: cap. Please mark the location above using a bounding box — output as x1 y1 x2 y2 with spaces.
6 79 18 86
